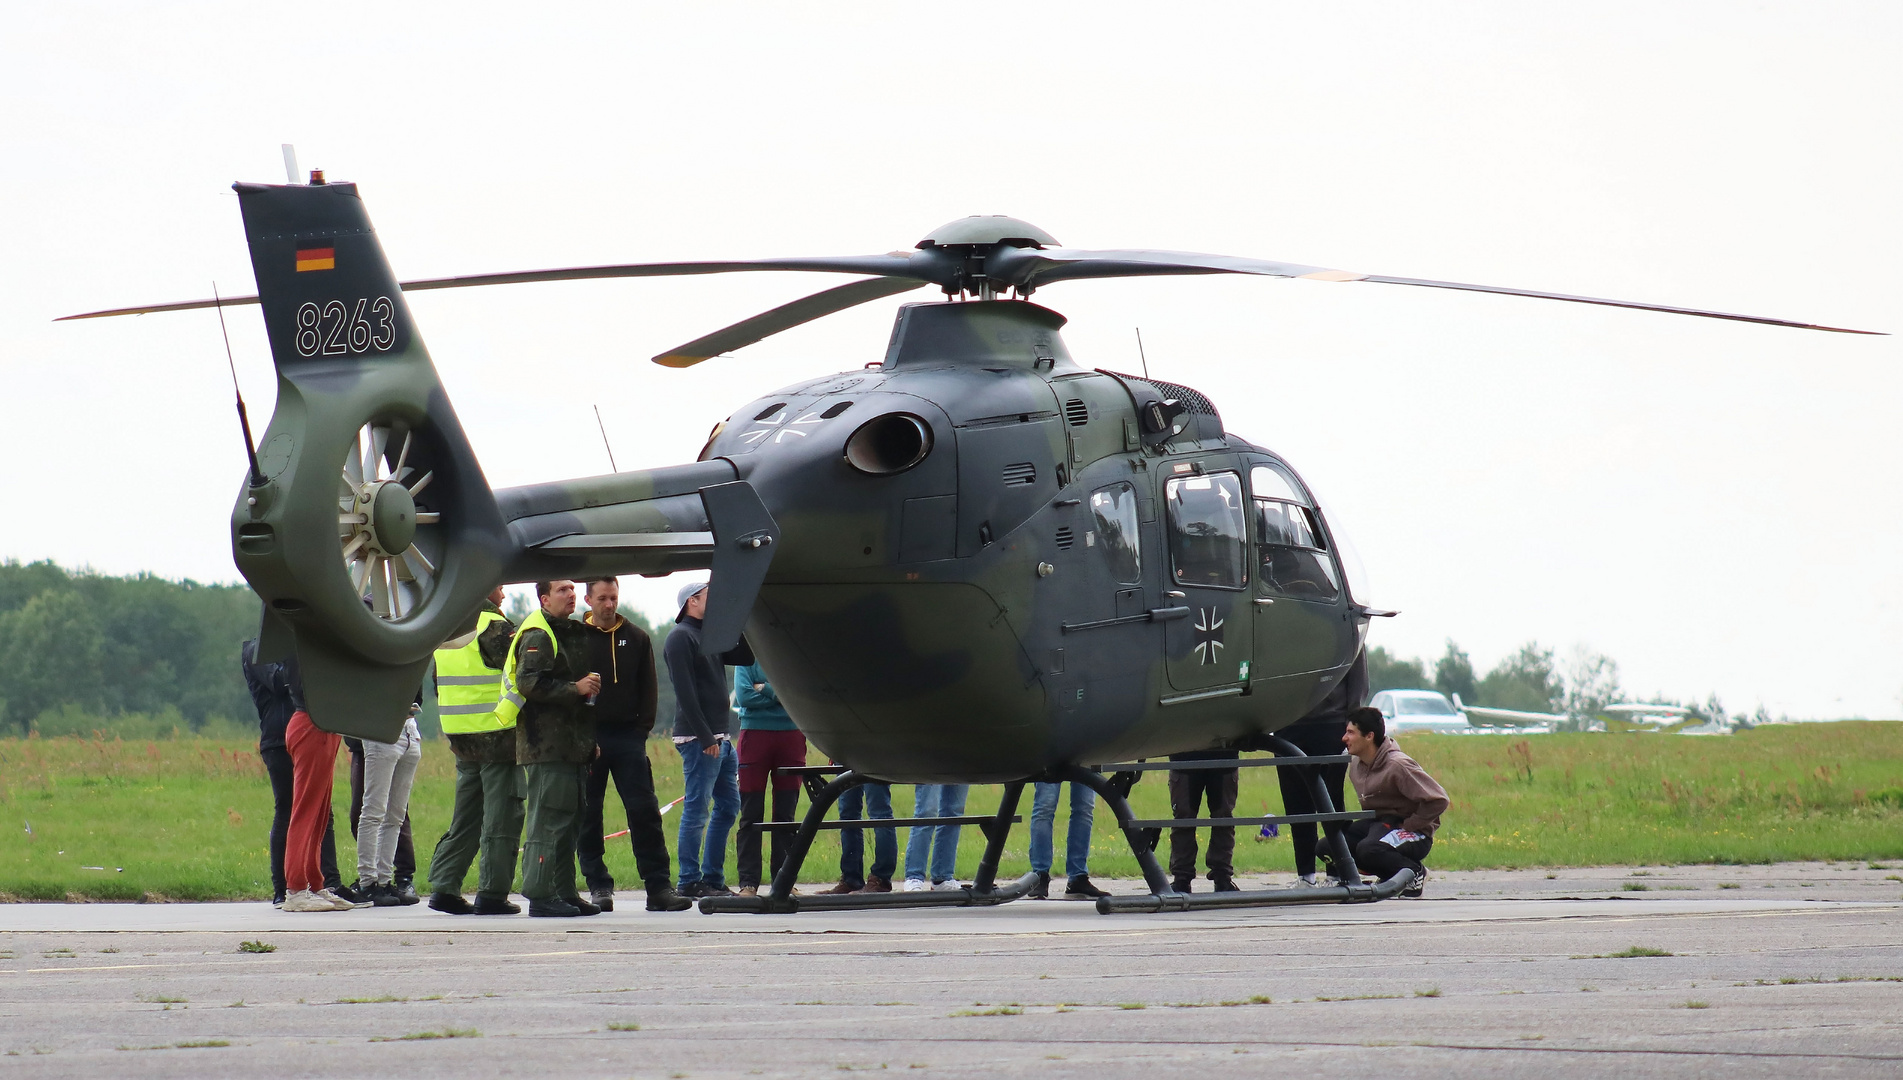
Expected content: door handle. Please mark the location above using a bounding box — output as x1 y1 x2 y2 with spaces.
1164 590 1186 599
1254 597 1275 605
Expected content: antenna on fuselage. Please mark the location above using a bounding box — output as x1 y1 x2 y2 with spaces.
281 144 299 184
1134 327 1151 380
594 404 619 472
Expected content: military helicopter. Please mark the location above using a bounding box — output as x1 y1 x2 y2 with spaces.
66 175 1875 914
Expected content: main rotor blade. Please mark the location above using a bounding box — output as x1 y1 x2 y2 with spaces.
56 254 933 321
998 247 1883 335
653 277 930 367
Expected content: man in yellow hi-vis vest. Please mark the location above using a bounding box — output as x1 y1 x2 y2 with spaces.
425 585 524 915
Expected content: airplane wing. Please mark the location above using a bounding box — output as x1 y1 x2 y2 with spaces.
1458 705 1569 727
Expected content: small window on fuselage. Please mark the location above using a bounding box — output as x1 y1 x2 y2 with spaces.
1089 482 1142 585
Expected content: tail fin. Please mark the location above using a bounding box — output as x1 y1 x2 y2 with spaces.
231 180 509 741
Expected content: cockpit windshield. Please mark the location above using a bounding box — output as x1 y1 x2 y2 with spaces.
1396 696 1459 717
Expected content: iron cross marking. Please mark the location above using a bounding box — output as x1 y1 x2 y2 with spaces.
1193 605 1225 665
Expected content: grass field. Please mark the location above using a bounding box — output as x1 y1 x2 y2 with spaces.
3 723 1900 900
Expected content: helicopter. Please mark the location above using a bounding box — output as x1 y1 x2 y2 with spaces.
66 174 1876 914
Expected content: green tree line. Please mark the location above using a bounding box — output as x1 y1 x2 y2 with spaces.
0 561 686 739
0 560 261 734
1368 638 1736 724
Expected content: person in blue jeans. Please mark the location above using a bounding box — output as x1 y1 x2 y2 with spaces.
674 737 739 895
663 581 751 898
1028 781 1108 899
822 781 895 893
903 784 968 891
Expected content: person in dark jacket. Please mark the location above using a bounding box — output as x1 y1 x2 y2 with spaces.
1278 649 1368 886
1166 748 1240 894
577 577 692 912
732 661 804 896
513 579 604 917
242 638 339 905
664 580 754 898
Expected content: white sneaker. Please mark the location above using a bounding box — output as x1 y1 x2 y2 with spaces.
1299 873 1319 887
283 889 336 912
316 888 363 910
902 878 929 892
931 879 963 892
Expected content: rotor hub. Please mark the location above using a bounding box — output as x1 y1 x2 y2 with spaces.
917 215 1058 250
359 480 417 556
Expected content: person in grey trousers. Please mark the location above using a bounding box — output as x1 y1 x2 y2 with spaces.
356 704 424 906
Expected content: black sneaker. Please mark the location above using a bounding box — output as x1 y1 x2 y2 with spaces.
472 895 521 915
1211 876 1241 893
335 882 371 906
528 897 584 918
1170 878 1194 895
1402 869 1427 899
391 878 421 906
1064 875 1109 900
590 887 615 913
645 884 693 912
428 892 474 915
1026 871 1050 899
698 882 735 898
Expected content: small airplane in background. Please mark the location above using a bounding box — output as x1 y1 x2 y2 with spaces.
1370 691 1733 735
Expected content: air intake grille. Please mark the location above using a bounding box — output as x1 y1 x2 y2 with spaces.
1100 371 1221 419
1064 399 1089 426
1055 526 1075 550
1002 462 1037 487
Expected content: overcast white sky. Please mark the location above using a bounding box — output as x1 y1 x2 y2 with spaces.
3 2 1897 717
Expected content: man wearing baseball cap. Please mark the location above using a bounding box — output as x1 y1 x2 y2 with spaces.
663 580 756 898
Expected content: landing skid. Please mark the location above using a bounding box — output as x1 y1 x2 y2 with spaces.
697 738 1415 915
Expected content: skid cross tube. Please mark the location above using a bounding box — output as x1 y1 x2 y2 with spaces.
1093 754 1354 771
699 772 1041 914
755 814 1020 832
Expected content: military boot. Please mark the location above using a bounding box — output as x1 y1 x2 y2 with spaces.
645 882 693 912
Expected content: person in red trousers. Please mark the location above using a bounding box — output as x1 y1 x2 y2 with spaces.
282 656 365 913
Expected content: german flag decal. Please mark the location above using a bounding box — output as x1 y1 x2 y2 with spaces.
294 242 335 272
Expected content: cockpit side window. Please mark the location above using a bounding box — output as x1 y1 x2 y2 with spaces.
1088 482 1142 585
1165 472 1248 589
1250 464 1341 602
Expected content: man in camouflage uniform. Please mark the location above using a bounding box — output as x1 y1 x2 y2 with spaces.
512 579 603 918
427 585 524 915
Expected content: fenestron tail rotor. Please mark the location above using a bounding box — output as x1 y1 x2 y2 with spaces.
337 421 443 621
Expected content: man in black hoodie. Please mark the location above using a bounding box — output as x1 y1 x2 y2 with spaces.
577 577 692 912
663 581 754 898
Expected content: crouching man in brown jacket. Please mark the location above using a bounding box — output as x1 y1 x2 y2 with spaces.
1343 707 1448 897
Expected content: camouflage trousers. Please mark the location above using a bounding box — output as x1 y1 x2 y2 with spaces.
520 762 589 901
428 759 524 900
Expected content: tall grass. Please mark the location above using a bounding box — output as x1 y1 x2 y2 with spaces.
1 723 1898 900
